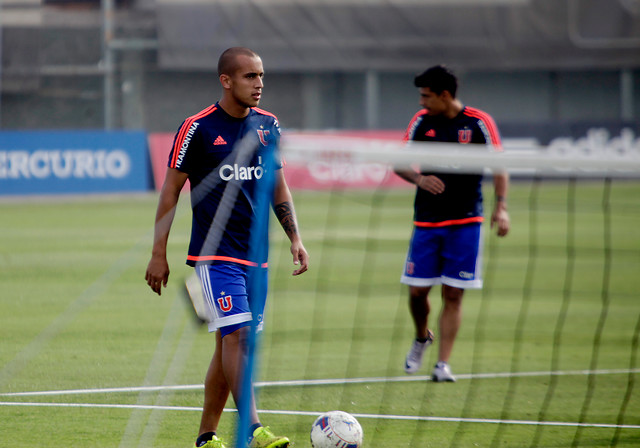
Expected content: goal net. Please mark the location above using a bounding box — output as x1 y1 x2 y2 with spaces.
252 131 640 448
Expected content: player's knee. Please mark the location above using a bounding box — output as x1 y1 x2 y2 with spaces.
442 286 464 304
232 325 251 353
221 324 251 353
409 286 430 300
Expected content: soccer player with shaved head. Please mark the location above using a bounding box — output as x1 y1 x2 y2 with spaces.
145 47 309 448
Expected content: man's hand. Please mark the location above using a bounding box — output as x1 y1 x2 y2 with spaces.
416 174 445 195
491 206 510 237
290 240 309 276
145 255 170 295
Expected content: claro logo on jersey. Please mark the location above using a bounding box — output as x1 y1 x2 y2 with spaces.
219 155 266 181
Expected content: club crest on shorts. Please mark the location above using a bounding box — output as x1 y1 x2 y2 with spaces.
217 292 233 312
406 261 415 275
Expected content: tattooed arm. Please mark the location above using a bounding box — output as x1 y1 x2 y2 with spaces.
273 169 309 275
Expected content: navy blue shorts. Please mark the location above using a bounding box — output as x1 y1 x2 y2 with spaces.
196 263 268 337
401 223 483 289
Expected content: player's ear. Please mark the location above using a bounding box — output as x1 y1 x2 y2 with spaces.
220 74 232 89
441 90 454 101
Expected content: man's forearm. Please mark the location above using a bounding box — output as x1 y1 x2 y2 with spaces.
493 171 509 208
394 168 420 185
274 200 300 242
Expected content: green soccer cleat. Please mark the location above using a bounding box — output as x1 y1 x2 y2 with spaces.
195 435 227 448
249 426 290 448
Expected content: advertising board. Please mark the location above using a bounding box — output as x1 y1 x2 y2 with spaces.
0 131 151 195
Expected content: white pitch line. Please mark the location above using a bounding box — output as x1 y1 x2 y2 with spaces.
2 367 639 398
0 401 202 412
2 401 640 430
0 384 201 397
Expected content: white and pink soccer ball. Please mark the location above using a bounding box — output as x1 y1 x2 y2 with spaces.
310 410 363 448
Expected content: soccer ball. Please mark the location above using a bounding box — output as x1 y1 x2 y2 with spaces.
310 410 363 448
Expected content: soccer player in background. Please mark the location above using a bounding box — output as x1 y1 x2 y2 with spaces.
145 47 309 448
395 65 510 382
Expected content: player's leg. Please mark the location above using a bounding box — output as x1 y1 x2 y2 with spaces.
197 330 231 447
198 264 288 447
401 227 442 373
432 285 464 381
243 269 290 448
409 285 433 340
197 325 271 448
433 223 483 382
221 326 260 426
199 328 260 429
194 264 254 447
206 324 290 448
404 285 435 374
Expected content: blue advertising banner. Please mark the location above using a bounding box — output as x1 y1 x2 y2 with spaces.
0 131 151 195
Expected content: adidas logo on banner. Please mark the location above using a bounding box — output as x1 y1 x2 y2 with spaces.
214 136 227 145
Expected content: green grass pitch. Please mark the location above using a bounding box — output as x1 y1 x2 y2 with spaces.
1 179 639 447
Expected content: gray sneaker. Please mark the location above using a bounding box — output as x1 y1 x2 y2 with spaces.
404 330 434 374
431 361 456 382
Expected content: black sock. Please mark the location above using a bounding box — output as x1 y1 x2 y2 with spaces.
247 423 262 444
196 432 216 447
417 337 429 343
